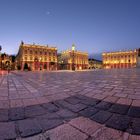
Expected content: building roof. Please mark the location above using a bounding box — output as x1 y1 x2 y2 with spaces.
102 49 137 55
20 42 57 50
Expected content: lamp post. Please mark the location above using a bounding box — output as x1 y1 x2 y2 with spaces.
72 44 75 71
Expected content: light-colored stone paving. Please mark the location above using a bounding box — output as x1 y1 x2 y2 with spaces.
0 69 140 108
1 69 140 139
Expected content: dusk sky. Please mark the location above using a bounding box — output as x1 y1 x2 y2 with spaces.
0 0 140 60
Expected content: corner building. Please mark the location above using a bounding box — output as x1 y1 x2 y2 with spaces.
102 49 139 69
16 42 57 71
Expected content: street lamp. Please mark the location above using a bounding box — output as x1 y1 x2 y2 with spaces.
72 44 75 71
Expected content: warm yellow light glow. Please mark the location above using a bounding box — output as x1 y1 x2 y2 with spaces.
121 60 124 63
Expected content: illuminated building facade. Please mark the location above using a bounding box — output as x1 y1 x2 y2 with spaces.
102 49 139 69
15 42 57 71
0 53 12 70
58 44 88 70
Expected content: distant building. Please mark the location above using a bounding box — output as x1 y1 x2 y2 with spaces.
58 44 88 70
102 49 140 69
15 42 57 71
88 58 102 69
0 53 12 70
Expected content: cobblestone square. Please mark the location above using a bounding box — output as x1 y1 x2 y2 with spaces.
0 69 140 139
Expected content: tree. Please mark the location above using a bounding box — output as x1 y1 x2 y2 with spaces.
11 55 16 63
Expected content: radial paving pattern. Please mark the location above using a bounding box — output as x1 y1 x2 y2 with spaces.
0 69 140 139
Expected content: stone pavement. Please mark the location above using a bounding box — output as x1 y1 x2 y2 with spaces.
0 69 140 139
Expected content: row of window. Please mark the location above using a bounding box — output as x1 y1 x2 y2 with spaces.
103 55 136 59
24 57 56 62
24 50 56 56
104 59 136 63
104 58 136 61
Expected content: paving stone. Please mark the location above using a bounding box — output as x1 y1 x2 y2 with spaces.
109 104 130 115
75 94 100 105
21 133 46 140
79 106 98 117
10 99 24 108
95 101 113 111
9 107 25 121
56 109 78 120
0 109 8 121
25 105 47 117
0 100 9 109
18 119 42 137
91 110 112 124
69 117 102 136
75 94 93 100
93 94 107 100
36 117 64 132
64 96 81 105
0 122 16 139
129 118 140 135
79 97 100 106
132 100 140 106
44 124 88 140
117 98 132 106
54 100 87 112
106 114 131 131
103 96 119 103
91 126 123 140
128 106 140 117
36 112 61 120
128 135 140 140
23 98 38 107
41 102 59 113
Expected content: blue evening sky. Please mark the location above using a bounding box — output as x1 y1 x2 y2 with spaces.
0 0 140 60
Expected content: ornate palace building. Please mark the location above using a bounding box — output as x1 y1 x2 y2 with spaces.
58 44 88 70
102 49 140 69
15 42 57 71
